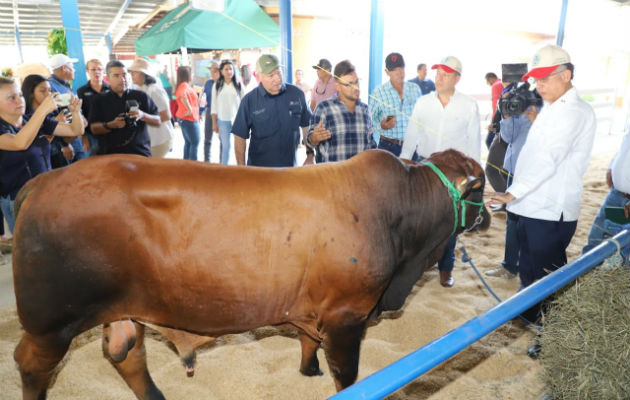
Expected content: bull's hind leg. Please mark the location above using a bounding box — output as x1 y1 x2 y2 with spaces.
298 332 323 376
322 321 366 391
103 321 165 400
14 331 71 400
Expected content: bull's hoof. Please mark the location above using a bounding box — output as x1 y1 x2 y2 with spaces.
301 366 324 377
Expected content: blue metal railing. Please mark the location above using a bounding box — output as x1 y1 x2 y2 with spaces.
330 229 629 400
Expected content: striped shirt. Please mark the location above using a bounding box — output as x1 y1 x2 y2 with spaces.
369 80 422 141
308 95 376 163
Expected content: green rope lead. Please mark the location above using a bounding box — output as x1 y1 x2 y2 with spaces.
421 161 484 235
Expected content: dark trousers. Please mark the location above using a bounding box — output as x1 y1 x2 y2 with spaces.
501 175 519 274
438 235 458 271
485 134 508 192
203 108 213 162
517 214 577 322
377 139 401 157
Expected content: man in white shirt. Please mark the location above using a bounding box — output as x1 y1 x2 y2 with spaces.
582 129 630 254
487 46 596 346
400 55 480 288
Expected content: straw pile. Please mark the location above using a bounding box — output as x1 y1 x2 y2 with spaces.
539 255 630 399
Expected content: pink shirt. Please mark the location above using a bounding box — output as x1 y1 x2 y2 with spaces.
310 77 337 109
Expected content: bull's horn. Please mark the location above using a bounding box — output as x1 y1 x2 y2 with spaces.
457 176 483 196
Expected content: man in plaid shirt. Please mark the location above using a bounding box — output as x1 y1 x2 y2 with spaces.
306 60 376 163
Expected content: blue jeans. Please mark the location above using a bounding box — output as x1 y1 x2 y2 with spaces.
0 195 15 234
502 175 519 274
70 137 86 161
217 119 232 165
377 138 402 157
179 119 200 161
582 188 630 256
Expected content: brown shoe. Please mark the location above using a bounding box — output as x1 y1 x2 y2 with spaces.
439 270 454 287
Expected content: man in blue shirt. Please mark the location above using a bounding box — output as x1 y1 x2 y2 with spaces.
201 62 219 162
232 54 311 167
47 53 86 166
408 63 436 95
369 53 422 156
307 60 376 163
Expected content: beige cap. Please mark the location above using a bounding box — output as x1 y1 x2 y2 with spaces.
128 58 152 75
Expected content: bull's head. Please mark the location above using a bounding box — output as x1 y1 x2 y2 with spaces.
424 149 491 233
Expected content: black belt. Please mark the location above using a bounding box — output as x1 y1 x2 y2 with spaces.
380 135 403 146
622 191 630 200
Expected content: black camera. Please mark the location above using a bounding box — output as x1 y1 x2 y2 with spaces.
499 82 543 116
121 99 140 128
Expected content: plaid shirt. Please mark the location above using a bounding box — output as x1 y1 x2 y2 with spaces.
369 80 422 141
308 95 376 163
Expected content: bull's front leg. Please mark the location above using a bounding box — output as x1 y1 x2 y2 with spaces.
298 332 323 376
322 320 367 391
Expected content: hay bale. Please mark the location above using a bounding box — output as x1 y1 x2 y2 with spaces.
539 256 630 399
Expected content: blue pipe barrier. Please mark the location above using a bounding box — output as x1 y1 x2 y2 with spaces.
330 229 629 400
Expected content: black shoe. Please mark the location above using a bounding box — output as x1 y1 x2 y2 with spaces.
527 342 542 359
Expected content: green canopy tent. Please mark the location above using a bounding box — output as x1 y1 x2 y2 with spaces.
134 0 279 56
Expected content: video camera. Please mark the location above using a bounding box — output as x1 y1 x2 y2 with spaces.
499 82 543 116
498 63 542 116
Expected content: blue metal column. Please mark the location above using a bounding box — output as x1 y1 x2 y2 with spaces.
556 0 568 46
279 0 292 84
15 25 23 64
106 32 113 57
59 0 87 90
368 0 384 95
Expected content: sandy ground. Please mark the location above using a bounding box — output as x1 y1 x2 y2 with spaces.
0 149 615 400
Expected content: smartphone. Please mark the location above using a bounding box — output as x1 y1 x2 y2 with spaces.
55 93 72 107
604 206 630 225
385 114 395 121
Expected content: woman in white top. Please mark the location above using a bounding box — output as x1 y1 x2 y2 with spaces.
128 58 174 158
212 60 243 165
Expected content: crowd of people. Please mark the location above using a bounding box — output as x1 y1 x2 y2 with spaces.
1 45 628 359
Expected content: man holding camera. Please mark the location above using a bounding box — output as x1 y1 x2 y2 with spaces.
89 60 160 156
400 55 480 288
487 46 597 351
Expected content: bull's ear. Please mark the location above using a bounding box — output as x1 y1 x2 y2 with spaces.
457 176 483 197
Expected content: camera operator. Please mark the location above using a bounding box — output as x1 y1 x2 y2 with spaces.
90 60 160 156
485 64 539 279
486 46 596 357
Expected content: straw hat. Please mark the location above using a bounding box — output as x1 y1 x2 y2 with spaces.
128 58 152 75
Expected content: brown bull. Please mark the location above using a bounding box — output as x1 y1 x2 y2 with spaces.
12 149 489 399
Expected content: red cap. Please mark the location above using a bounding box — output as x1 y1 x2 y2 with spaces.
431 64 457 74
521 65 560 81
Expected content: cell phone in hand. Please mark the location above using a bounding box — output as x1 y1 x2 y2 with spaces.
385 114 395 122
55 93 72 107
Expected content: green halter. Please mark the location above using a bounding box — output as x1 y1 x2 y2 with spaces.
421 161 485 235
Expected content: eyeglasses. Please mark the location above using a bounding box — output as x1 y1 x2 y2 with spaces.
339 79 360 89
533 68 566 83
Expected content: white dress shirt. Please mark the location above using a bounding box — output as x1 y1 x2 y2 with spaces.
400 90 481 162
507 87 596 221
211 81 241 122
141 83 174 147
610 129 630 194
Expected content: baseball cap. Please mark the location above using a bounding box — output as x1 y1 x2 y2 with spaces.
257 54 282 75
206 61 219 70
312 58 332 72
522 45 571 81
385 53 405 71
49 54 78 70
128 58 152 75
431 56 462 75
